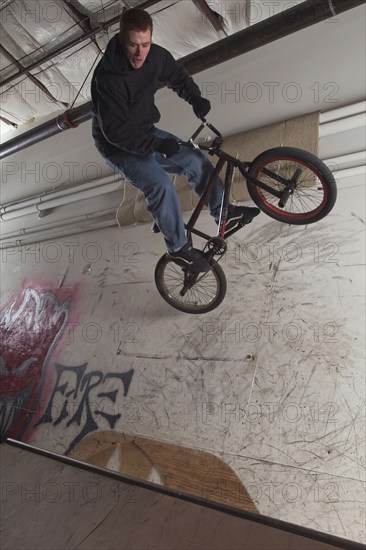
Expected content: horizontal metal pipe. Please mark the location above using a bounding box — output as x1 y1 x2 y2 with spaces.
0 207 117 240
323 151 366 167
0 217 118 249
319 113 365 137
0 102 92 159
1 173 121 214
0 0 363 160
320 100 366 123
0 180 122 221
333 165 366 177
181 0 364 75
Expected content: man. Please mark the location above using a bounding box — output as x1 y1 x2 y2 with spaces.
91 8 259 272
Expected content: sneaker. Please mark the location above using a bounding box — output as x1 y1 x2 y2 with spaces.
167 243 211 273
217 204 261 235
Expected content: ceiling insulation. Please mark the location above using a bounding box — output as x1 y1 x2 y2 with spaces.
0 0 304 141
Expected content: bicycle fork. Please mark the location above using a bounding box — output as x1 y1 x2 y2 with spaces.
216 158 235 239
240 163 303 209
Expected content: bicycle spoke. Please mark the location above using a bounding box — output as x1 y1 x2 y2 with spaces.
158 260 223 310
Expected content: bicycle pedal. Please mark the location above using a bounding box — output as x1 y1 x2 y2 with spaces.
235 218 252 230
151 222 160 233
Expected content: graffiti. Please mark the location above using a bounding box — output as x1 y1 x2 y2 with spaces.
0 287 70 441
37 363 134 453
0 285 134 454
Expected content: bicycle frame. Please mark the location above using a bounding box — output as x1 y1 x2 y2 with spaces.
183 120 295 244
156 119 337 313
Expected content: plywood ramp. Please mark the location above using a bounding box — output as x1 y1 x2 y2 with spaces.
2 440 362 550
69 430 258 513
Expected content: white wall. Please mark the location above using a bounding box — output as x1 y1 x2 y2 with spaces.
1 160 365 543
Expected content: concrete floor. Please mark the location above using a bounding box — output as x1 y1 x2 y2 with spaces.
0 171 365 544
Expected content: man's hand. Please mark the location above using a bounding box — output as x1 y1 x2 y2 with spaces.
154 138 180 158
191 97 211 119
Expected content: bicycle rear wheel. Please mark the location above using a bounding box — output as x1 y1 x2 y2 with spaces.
154 255 227 314
247 147 337 224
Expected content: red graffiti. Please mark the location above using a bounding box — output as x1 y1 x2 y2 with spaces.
0 286 71 440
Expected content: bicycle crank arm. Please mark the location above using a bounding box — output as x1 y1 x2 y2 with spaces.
179 261 218 296
180 271 199 296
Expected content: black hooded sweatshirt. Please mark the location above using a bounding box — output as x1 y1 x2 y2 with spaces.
91 35 202 156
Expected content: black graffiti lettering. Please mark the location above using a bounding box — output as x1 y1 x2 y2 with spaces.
104 371 134 396
36 363 88 425
67 414 99 453
54 401 69 426
38 364 135 454
67 371 103 427
95 410 121 428
95 389 121 426
97 389 118 403
65 370 104 453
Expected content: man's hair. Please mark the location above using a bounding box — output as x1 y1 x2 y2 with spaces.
119 8 153 42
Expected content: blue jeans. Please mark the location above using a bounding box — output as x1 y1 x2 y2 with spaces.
103 128 224 252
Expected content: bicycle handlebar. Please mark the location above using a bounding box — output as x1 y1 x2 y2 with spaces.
194 118 223 140
178 119 223 154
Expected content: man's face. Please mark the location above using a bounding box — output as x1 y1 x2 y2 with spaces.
124 29 152 69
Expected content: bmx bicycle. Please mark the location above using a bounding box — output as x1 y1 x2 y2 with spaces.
154 119 337 314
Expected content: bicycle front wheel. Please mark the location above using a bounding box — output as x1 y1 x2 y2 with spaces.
154 255 227 314
247 147 337 224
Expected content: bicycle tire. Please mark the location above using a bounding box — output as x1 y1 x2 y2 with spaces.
154 254 227 314
247 147 337 224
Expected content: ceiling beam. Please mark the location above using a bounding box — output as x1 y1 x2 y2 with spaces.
181 0 364 75
0 44 68 108
191 0 227 35
0 0 163 89
0 115 18 128
61 0 92 34
60 0 103 55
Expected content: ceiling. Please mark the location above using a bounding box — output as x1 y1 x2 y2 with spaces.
0 0 364 150
0 0 308 142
